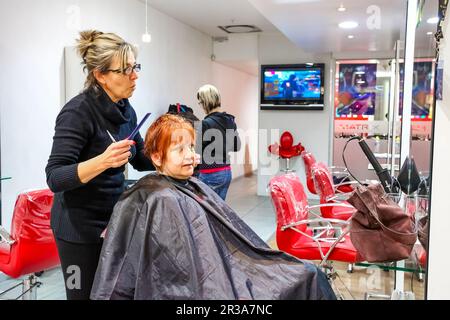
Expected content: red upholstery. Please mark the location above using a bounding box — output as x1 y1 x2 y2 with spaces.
301 150 354 194
300 151 317 194
269 174 359 263
312 163 355 220
336 184 354 193
0 189 60 278
268 131 304 160
418 249 427 268
412 245 427 269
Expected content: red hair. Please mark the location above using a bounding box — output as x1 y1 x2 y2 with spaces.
144 114 195 170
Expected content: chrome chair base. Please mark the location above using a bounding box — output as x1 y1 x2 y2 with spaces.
0 275 41 300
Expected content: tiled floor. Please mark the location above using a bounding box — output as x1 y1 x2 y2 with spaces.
0 267 66 300
225 173 276 242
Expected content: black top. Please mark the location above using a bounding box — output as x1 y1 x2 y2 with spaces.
45 87 154 243
197 111 241 170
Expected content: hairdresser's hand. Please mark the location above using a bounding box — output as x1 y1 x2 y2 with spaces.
193 153 201 167
101 140 135 169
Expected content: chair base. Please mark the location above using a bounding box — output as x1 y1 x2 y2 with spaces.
0 275 41 300
365 292 391 300
365 290 415 300
347 263 353 273
320 264 346 300
283 158 296 173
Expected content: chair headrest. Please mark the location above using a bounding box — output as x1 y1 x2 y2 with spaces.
280 131 294 148
10 189 54 241
301 151 316 167
311 163 335 199
269 174 309 228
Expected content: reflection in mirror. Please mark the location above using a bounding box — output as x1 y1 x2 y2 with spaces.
331 0 439 300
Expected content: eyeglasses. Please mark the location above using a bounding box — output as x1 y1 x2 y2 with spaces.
107 63 141 75
170 144 196 155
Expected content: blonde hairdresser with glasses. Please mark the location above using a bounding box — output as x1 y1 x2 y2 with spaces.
45 30 154 300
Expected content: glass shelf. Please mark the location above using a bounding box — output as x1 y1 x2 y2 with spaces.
355 261 426 274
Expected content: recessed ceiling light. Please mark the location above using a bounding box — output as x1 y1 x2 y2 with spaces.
339 21 358 29
347 35 354 39
427 17 439 24
427 31 433 35
338 4 346 12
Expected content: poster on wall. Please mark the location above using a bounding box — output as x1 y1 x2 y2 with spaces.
335 63 377 118
399 61 434 120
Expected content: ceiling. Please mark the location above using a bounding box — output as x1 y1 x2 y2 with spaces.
145 0 439 55
248 0 438 54
144 0 280 37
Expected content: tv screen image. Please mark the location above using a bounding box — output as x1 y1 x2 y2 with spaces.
264 70 321 99
398 61 434 120
335 63 377 118
261 64 325 110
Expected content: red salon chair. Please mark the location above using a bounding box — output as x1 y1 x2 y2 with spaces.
412 244 427 268
0 189 60 299
311 163 356 220
268 173 360 275
301 151 355 195
268 131 304 172
301 151 318 194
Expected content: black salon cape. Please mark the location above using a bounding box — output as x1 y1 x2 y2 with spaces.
90 173 335 300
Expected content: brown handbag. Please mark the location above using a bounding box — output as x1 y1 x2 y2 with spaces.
347 183 417 263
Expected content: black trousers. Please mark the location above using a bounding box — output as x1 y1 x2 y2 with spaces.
55 238 103 300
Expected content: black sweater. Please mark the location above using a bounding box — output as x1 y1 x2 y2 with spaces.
197 111 241 171
46 87 154 243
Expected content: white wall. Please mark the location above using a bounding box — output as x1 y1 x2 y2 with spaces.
213 33 259 76
0 0 208 229
426 6 450 300
213 34 258 63
257 33 333 197
0 0 258 230
211 62 259 178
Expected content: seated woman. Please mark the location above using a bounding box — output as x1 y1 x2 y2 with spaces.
90 114 335 300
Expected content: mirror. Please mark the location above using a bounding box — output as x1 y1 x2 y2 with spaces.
331 0 438 300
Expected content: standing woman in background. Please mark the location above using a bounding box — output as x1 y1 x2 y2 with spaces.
196 84 241 200
45 30 154 300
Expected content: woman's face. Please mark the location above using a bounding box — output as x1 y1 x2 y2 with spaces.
97 52 138 103
158 129 196 179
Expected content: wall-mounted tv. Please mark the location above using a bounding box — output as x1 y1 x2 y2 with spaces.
260 63 325 110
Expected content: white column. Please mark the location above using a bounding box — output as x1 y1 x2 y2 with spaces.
394 0 417 293
426 4 450 300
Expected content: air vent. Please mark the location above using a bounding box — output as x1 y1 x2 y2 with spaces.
218 25 262 34
212 36 229 43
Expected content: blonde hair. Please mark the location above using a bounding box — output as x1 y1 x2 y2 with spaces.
197 84 221 114
76 30 138 93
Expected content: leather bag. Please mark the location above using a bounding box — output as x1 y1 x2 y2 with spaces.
347 183 417 262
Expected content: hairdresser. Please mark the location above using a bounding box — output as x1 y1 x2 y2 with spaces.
45 30 154 300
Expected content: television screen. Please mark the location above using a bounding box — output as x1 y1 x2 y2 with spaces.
261 64 325 110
